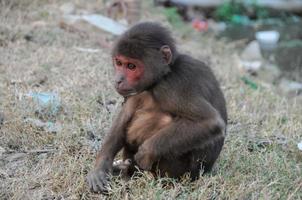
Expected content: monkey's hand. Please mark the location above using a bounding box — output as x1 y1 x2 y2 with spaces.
86 167 111 194
134 143 156 170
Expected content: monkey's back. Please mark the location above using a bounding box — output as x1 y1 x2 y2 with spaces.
155 54 227 124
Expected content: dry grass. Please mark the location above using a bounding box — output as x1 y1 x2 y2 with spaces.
0 1 301 200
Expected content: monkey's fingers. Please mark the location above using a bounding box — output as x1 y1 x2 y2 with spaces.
86 170 111 194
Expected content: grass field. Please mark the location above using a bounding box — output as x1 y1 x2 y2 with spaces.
0 1 301 199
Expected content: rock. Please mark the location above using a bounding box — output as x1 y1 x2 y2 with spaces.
240 40 263 74
60 3 75 15
241 40 263 61
279 79 302 96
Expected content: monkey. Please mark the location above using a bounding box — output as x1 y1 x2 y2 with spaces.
87 22 227 193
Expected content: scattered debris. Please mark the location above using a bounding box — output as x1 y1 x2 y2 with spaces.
192 19 208 32
279 79 302 96
241 40 263 61
256 30 280 51
247 138 271 152
231 15 250 25
247 133 288 152
25 118 62 133
166 0 302 11
298 141 302 151
241 76 259 90
27 92 61 118
74 47 100 53
240 40 263 74
62 14 127 35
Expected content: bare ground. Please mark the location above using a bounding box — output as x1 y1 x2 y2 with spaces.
0 0 301 199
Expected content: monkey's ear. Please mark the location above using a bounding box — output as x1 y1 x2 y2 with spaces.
160 45 172 65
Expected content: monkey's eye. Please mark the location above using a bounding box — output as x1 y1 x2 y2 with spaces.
116 60 122 66
127 63 136 70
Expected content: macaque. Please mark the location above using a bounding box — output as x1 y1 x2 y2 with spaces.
87 22 227 193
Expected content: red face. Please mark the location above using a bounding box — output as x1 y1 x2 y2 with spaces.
113 55 145 96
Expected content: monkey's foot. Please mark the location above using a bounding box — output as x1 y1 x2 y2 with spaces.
112 159 132 176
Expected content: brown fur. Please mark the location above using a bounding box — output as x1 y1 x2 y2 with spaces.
87 22 227 194
126 92 172 147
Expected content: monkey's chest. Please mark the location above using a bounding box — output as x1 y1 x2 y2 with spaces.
126 92 172 148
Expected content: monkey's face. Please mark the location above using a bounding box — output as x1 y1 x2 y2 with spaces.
113 55 150 97
112 46 173 97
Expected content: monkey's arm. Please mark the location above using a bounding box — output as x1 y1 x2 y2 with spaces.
87 99 136 193
135 98 226 170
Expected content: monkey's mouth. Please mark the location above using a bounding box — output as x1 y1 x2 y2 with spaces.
116 89 138 97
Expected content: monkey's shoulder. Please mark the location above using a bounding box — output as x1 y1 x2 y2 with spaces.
174 54 215 78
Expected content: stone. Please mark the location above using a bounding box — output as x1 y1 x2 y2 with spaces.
240 40 263 74
241 40 263 61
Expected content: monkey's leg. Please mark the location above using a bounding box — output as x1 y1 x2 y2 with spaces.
155 136 225 180
112 147 139 180
195 136 225 173
135 115 226 171
152 152 193 178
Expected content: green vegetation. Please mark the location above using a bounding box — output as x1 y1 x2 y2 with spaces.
163 7 185 28
215 0 269 24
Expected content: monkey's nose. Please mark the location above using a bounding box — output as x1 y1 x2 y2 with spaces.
116 79 122 85
115 76 124 86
